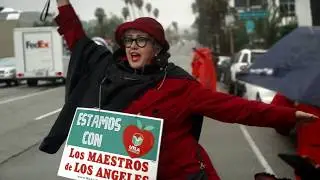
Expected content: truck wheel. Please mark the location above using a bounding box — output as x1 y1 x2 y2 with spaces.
235 83 245 97
228 83 235 95
62 78 66 84
5 81 11 86
13 80 19 86
27 80 38 87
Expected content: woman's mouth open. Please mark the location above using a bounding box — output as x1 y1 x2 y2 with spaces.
131 52 141 62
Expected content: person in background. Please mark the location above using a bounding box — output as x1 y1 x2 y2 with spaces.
191 47 217 92
272 93 320 179
39 0 319 179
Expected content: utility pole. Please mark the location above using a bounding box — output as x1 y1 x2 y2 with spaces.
246 0 251 11
246 0 253 46
225 15 235 55
229 28 234 54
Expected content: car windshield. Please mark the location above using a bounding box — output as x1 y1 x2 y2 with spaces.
0 57 15 67
218 57 230 65
251 52 265 63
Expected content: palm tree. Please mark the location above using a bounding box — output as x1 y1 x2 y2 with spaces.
191 0 228 51
145 3 152 16
254 2 283 48
122 7 130 21
165 27 174 44
123 0 131 19
191 2 198 14
94 7 106 37
172 21 178 33
95 7 106 25
124 0 130 5
124 0 136 19
134 0 144 17
153 8 159 19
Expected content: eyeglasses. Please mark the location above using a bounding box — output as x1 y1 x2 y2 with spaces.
123 37 151 48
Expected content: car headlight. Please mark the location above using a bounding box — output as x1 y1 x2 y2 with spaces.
239 65 249 72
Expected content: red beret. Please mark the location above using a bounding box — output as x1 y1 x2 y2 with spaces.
115 17 170 51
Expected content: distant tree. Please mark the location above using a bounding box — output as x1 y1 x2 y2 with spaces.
94 7 106 37
122 7 130 20
95 8 106 24
103 15 124 39
191 2 198 14
165 27 175 44
233 21 250 51
125 0 137 19
278 21 298 39
254 1 284 48
191 0 228 53
134 0 144 17
172 21 178 33
145 3 152 16
153 8 159 19
85 8 124 42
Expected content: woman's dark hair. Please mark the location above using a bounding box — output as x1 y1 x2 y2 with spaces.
153 50 171 68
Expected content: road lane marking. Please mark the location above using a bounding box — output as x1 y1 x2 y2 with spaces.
0 88 60 105
34 108 62 120
239 125 275 175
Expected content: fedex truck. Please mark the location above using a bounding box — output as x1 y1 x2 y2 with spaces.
14 27 70 86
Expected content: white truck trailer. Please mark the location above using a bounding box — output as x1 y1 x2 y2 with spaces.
14 27 70 86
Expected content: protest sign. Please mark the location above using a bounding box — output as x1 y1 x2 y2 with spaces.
57 107 163 180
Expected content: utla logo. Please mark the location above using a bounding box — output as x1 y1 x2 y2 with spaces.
123 120 155 158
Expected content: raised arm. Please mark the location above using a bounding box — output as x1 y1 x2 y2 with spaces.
55 0 86 50
187 81 297 129
57 0 70 7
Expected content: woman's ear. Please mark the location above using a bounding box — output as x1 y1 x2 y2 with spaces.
153 43 163 56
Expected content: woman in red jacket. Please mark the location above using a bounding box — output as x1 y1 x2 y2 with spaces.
40 1 318 179
272 93 320 179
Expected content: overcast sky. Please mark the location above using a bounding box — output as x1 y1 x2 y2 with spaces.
1 0 196 28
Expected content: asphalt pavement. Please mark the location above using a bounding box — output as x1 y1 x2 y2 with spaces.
0 41 296 180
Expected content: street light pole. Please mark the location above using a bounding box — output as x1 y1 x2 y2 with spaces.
225 15 235 55
245 0 253 47
246 0 250 11
229 28 234 54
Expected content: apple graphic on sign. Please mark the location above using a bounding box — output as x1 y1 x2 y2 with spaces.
123 120 155 158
